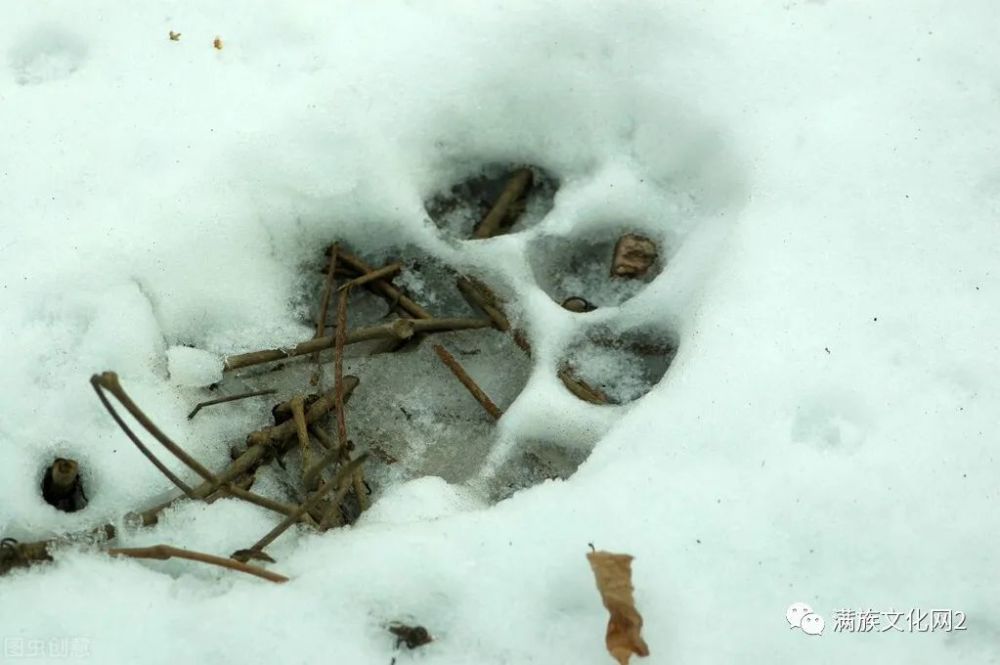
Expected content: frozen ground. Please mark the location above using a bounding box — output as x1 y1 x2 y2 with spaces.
1 1 999 663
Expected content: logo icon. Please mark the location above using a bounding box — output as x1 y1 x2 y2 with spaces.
787 602 824 636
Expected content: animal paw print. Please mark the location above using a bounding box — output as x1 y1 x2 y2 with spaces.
202 154 720 508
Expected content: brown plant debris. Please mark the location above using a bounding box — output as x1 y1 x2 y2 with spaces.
237 453 369 558
222 317 491 371
562 296 597 313
311 242 340 384
41 458 87 512
335 248 432 320
472 167 533 239
456 276 510 331
1 525 116 577
187 389 277 420
109 544 287 583
169 31 181 41
389 623 433 649
338 261 402 292
333 283 369 513
558 367 608 405
13 245 526 585
611 234 657 279
433 343 503 420
586 550 650 665
97 373 359 529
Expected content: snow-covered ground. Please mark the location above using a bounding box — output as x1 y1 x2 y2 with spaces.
2 1 998 663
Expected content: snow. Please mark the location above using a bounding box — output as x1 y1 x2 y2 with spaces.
2 1 999 664
166 346 223 387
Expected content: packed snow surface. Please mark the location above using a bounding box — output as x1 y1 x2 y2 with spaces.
1 1 999 663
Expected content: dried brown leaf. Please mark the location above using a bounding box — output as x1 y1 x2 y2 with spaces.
388 623 433 649
213 36 223 50
587 550 650 665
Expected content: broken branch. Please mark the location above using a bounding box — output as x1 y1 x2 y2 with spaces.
244 453 369 554
315 243 339 339
290 396 313 488
456 277 511 331
109 544 288 583
223 318 491 372
472 168 533 239
187 389 277 420
1 525 116 577
432 344 502 420
338 261 402 292
136 377 360 526
91 373 196 496
335 249 432 319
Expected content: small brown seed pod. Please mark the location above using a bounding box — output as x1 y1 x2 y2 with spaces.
611 234 658 278
561 296 597 313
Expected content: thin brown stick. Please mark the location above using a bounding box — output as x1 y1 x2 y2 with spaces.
334 286 350 452
1 525 116 577
187 389 277 420
93 372 316 521
246 377 359 448
353 472 370 512
318 477 355 529
309 425 334 450
289 396 312 487
137 377 360 527
472 168 533 239
336 249 432 319
311 243 339 386
224 322 411 371
91 373 195 496
456 277 510 331
223 318 491 371
245 454 368 554
308 430 330 452
108 544 288 583
558 368 608 405
338 261 402 292
333 284 367 513
1 538 48 575
221 486 317 526
315 243 339 339
432 344 503 420
302 429 343 489
94 372 217 483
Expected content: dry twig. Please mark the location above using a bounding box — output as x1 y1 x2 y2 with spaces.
223 318 491 371
289 396 313 487
110 544 288 583
187 389 276 420
334 285 369 512
472 168 533 239
456 277 510 331
336 249 431 319
433 344 502 420
1 525 116 577
242 454 368 555
338 261 402 292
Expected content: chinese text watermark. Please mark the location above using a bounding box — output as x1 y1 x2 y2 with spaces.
2 636 91 659
787 603 968 637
